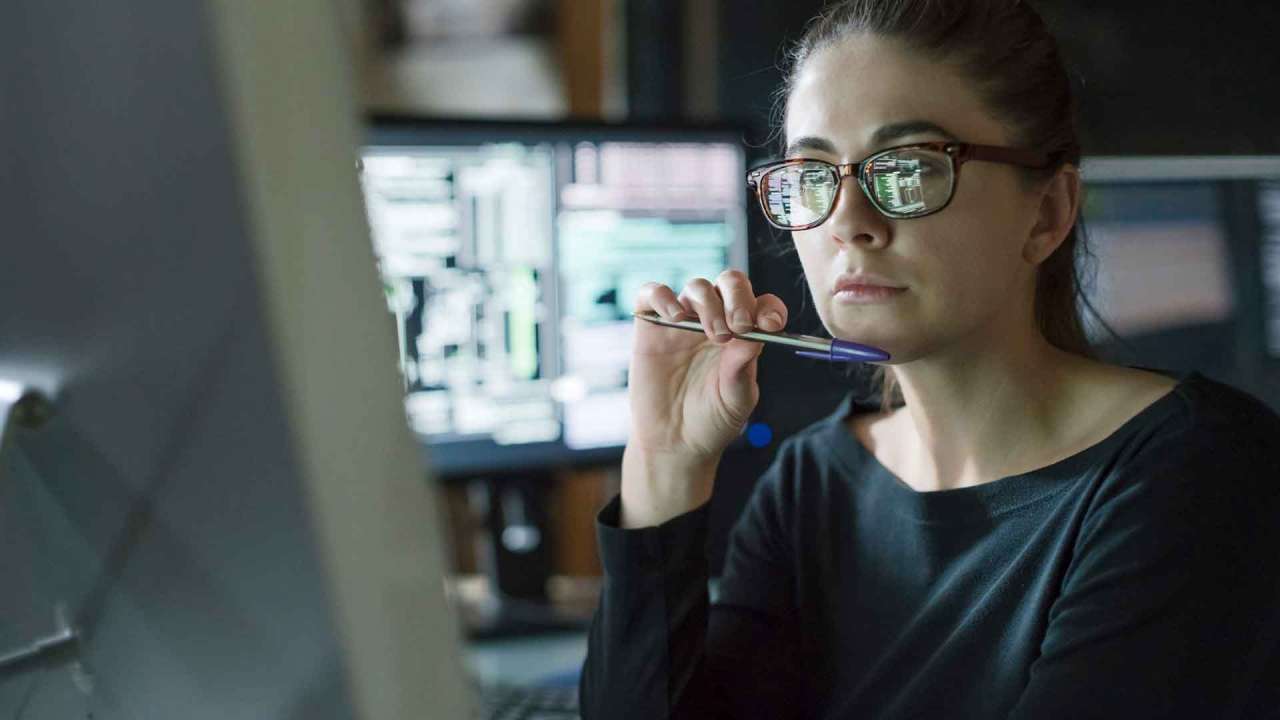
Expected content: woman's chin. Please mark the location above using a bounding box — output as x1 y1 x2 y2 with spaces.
826 318 895 344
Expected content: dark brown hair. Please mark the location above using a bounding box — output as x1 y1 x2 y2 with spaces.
772 0 1120 412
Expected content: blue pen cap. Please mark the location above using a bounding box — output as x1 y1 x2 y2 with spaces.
794 338 890 363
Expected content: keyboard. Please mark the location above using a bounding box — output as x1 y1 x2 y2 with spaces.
479 682 580 720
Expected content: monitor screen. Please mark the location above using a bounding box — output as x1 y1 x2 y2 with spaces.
1080 180 1236 343
359 119 748 477
1076 156 1280 387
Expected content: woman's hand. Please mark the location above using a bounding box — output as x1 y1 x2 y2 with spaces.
627 269 789 466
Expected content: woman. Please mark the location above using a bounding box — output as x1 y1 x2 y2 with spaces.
580 1 1280 718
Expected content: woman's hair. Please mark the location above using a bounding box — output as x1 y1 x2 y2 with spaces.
770 0 1124 413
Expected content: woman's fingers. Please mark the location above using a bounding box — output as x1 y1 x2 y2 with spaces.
636 275 788 339
753 293 788 331
714 271 788 333
635 281 686 320
678 278 731 342
715 269 758 335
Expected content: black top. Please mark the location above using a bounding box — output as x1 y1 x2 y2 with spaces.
579 368 1280 719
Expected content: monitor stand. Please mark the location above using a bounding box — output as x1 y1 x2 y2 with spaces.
462 473 591 640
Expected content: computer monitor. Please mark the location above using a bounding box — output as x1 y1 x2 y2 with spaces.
358 118 750 478
2 1 472 718
1077 156 1280 401
1254 181 1280 360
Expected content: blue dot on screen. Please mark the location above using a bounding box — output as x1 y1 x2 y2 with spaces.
746 422 773 448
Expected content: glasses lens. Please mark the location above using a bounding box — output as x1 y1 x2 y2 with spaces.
760 162 837 228
865 148 954 217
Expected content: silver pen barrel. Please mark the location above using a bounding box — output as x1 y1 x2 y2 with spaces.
631 311 832 352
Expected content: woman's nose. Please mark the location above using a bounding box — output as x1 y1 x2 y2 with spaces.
825 176 890 248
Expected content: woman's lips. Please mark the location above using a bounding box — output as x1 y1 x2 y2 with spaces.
832 285 907 304
832 271 906 293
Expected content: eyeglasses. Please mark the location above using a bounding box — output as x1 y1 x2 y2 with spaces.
746 141 1055 230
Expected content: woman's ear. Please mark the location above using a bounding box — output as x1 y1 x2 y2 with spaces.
1023 164 1081 265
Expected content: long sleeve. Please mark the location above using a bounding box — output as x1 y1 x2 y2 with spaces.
580 441 811 720
581 376 1280 718
1008 422 1280 719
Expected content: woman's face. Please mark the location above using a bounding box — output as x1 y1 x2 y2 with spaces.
785 35 1048 363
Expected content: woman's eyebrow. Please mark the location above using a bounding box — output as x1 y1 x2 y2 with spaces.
785 122 959 158
869 120 958 147
784 136 838 157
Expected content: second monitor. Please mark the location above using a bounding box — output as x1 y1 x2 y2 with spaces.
360 117 749 478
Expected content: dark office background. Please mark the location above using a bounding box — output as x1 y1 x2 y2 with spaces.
368 0 1280 579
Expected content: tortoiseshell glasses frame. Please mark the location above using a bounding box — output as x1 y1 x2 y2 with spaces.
746 141 1057 230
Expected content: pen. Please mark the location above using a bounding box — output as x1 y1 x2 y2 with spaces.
632 310 891 363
